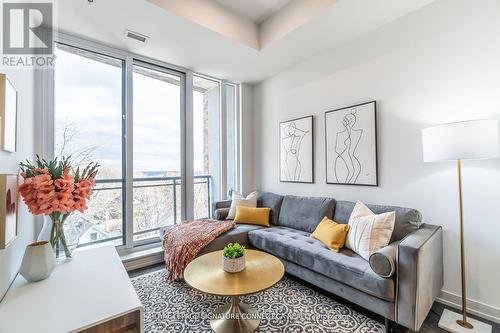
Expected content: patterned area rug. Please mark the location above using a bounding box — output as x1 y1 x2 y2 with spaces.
131 269 384 333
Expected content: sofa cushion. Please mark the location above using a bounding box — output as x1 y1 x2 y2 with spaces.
256 191 284 225
248 226 395 301
369 242 397 278
334 201 421 242
310 217 349 252
234 206 270 227
278 195 336 233
345 201 396 260
227 192 257 220
198 224 264 256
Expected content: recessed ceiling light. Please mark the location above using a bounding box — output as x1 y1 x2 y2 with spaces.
124 30 150 43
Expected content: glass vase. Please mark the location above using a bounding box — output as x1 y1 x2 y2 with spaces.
48 213 80 259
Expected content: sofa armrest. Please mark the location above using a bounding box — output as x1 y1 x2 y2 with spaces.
212 200 232 219
396 224 443 331
214 208 230 220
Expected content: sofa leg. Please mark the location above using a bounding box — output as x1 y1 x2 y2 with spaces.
384 318 392 333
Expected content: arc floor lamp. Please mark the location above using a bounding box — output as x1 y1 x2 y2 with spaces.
422 119 499 333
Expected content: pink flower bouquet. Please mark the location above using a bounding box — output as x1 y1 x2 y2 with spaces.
19 156 99 258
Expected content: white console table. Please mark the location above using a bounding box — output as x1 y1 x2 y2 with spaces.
0 245 144 333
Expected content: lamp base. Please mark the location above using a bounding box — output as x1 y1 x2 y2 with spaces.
438 309 492 333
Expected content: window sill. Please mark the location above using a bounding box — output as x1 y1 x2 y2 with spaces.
120 244 164 271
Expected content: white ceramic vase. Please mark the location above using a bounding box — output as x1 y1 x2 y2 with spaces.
19 241 56 282
222 254 245 273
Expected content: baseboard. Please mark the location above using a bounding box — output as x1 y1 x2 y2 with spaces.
436 290 500 324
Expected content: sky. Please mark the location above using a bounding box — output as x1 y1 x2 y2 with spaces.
54 46 207 177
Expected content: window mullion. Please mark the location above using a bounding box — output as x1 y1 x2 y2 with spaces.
220 81 228 200
183 71 194 220
124 56 134 248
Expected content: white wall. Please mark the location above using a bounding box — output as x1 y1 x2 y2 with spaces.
0 68 37 300
252 0 500 322
240 83 255 195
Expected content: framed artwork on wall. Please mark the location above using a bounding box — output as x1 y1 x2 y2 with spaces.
0 74 18 153
0 174 19 249
325 101 378 186
279 115 314 183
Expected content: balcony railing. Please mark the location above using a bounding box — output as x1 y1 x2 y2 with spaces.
77 175 212 247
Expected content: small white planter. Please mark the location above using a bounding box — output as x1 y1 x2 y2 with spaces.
19 241 56 282
222 254 246 273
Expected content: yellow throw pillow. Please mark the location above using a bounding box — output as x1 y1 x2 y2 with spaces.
311 217 350 252
234 206 271 227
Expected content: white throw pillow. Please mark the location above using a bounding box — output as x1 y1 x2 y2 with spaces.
345 201 395 261
226 192 257 220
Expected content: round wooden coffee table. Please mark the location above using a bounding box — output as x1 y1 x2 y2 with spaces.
184 249 284 333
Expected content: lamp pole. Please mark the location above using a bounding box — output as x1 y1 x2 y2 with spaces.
456 159 472 329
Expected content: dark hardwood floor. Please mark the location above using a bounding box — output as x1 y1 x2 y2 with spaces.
129 265 499 333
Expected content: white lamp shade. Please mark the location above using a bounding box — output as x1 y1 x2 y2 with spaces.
422 119 500 162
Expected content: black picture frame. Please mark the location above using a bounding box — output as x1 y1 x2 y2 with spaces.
279 115 314 184
324 101 378 186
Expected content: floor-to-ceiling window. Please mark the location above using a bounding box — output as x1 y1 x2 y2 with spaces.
54 43 124 246
51 36 240 250
132 63 183 242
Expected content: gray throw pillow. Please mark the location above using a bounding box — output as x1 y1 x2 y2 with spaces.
368 242 398 278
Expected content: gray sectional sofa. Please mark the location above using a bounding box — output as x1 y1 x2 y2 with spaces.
204 191 443 332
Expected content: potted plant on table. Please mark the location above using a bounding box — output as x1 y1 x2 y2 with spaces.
222 243 246 273
18 155 99 259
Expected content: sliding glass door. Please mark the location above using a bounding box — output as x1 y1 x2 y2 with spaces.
132 63 183 242
51 36 240 250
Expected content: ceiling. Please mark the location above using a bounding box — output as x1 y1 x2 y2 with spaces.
55 0 435 83
214 0 291 23
147 0 338 50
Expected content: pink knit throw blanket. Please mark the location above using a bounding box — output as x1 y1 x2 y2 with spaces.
163 219 235 282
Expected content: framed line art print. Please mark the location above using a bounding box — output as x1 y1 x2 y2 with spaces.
0 74 18 153
0 174 19 249
279 115 314 183
325 101 378 186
